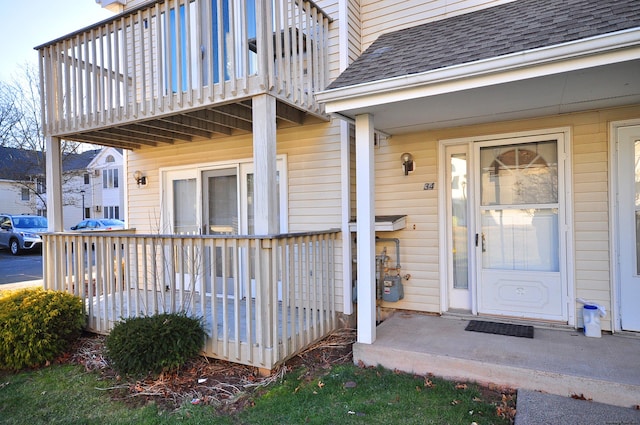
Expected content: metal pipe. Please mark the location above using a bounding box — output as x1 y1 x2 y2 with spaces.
375 237 400 269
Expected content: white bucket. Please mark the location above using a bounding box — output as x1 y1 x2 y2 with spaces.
583 304 601 338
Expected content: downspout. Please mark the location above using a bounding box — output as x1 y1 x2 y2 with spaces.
339 0 353 315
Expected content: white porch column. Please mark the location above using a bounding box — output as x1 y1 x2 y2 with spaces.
355 113 376 344
252 93 278 235
45 135 64 232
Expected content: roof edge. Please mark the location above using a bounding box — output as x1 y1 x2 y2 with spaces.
316 28 640 113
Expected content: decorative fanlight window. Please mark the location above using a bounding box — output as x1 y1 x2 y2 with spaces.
481 141 558 205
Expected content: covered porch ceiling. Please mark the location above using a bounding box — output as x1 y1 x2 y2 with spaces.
327 58 640 135
60 98 322 150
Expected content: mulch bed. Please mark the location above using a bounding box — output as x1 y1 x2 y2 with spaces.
61 328 357 413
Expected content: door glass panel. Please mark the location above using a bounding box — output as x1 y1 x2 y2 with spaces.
480 140 560 273
247 173 254 234
173 178 197 234
635 141 640 274
205 171 238 235
481 208 559 272
202 169 238 290
451 153 468 289
636 211 640 275
480 141 558 206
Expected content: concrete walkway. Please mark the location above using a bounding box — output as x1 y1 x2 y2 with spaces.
354 312 640 421
515 389 640 424
0 280 42 291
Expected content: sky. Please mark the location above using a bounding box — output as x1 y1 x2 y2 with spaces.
0 0 116 81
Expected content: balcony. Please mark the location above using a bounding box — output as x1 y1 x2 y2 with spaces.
43 229 340 370
36 0 331 149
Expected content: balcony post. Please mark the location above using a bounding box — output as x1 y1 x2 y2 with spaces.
45 135 64 232
252 94 278 235
355 113 376 345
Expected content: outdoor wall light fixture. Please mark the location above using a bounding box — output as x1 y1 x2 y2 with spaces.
401 152 414 175
133 170 147 186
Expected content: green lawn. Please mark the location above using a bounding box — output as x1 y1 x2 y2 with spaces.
0 362 514 424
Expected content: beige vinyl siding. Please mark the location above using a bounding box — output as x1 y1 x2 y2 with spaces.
371 105 640 330
280 120 342 231
347 0 362 64
314 0 342 84
571 112 613 331
372 134 440 312
360 0 514 50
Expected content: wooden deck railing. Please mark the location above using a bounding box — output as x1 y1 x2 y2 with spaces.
37 0 330 136
43 229 339 370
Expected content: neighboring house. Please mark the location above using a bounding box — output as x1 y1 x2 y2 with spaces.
0 147 43 216
0 147 97 225
37 0 640 371
85 147 125 222
0 147 116 229
59 149 102 229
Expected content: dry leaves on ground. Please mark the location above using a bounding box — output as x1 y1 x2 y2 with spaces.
63 328 356 412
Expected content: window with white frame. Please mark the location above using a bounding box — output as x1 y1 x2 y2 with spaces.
104 206 120 220
21 188 29 201
103 169 119 189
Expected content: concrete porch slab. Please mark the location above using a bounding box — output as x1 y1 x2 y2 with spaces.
353 312 640 408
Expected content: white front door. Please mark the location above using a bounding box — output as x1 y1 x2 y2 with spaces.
475 135 567 321
443 132 570 321
616 124 640 331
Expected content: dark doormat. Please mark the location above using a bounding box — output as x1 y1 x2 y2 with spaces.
465 320 534 338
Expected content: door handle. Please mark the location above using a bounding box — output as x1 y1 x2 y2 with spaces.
476 233 487 252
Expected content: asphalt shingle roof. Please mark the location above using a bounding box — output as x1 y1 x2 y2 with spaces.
327 0 640 90
0 147 99 180
63 149 100 172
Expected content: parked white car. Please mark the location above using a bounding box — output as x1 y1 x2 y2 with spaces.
0 214 48 255
70 219 125 232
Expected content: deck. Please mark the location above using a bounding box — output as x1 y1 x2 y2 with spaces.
43 230 340 370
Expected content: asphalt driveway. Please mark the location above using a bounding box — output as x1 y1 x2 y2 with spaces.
0 249 43 284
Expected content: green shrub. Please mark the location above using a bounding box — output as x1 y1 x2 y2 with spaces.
0 288 84 370
105 313 205 376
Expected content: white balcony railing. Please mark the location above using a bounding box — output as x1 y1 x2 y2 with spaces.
37 0 330 138
43 229 339 370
